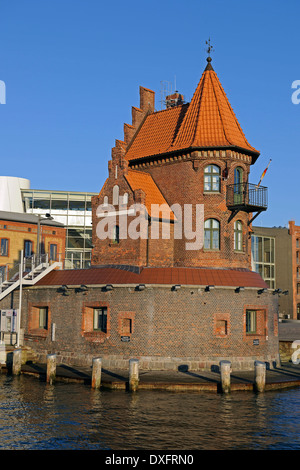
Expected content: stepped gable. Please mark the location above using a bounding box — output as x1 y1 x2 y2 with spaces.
124 58 259 162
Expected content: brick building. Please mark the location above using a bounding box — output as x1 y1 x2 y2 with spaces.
252 221 300 320
0 211 66 279
0 55 280 370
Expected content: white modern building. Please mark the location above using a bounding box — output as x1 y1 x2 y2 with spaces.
0 176 97 268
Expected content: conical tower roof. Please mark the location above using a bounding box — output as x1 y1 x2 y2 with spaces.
125 57 259 162
171 57 259 155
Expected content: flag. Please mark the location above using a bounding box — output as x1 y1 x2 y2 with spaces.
256 159 271 188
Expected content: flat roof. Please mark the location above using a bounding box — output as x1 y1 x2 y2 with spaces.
0 210 64 227
35 265 268 288
21 189 98 196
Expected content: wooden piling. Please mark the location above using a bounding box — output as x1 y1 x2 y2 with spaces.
129 359 139 391
12 349 22 375
254 361 266 392
46 354 56 385
220 360 231 393
92 357 102 389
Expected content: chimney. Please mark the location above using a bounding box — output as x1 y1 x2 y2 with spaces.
139 86 155 113
165 92 184 108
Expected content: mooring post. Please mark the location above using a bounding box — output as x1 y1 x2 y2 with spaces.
129 359 139 392
92 357 102 389
46 354 56 385
220 360 231 393
12 349 22 375
254 361 266 392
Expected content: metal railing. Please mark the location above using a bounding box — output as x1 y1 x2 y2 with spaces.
226 183 268 209
0 251 92 287
0 253 62 287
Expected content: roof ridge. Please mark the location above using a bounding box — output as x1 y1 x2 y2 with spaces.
208 70 232 147
151 102 188 115
211 70 257 151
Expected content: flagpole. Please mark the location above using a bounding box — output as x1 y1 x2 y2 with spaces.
256 158 272 189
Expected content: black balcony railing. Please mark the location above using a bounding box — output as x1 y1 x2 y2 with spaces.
226 183 268 224
226 183 268 211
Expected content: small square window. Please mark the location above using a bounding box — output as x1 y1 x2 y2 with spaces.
246 310 257 334
215 320 227 336
39 307 48 330
93 307 107 333
122 318 132 335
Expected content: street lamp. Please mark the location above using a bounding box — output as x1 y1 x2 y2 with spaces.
36 213 54 264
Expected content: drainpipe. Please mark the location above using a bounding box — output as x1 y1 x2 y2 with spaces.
17 250 23 348
146 218 151 266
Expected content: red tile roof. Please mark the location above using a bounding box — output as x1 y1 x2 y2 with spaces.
125 64 259 162
171 67 259 154
125 170 175 221
36 266 267 288
126 104 188 161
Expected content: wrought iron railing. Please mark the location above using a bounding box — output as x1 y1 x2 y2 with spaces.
226 183 268 209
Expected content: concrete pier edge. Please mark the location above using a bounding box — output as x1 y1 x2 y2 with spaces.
0 360 299 393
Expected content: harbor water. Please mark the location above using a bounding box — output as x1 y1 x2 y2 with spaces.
0 374 300 450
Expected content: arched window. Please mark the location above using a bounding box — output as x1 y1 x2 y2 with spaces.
112 225 120 244
234 167 244 204
103 196 108 206
113 185 119 205
234 166 243 185
234 220 243 251
204 165 220 192
204 219 220 250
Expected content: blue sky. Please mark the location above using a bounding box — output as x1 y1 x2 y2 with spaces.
0 0 299 227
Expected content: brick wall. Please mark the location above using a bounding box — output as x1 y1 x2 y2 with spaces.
289 221 300 319
1 284 279 371
92 147 253 270
0 219 66 273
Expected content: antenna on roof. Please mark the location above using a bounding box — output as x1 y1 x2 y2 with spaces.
160 79 185 109
160 81 173 110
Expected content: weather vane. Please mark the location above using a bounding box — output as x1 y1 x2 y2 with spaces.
205 38 214 57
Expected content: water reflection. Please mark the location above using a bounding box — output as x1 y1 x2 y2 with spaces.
0 374 299 449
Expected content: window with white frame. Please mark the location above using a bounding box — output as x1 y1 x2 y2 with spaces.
234 220 243 251
204 165 220 192
204 219 220 250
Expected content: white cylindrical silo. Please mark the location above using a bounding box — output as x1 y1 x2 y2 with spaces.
0 176 30 212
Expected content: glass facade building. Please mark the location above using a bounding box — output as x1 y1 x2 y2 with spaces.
21 189 97 268
251 234 276 289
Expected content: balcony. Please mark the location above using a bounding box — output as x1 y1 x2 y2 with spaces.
226 183 268 224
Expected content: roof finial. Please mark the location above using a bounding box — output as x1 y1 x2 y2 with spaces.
205 38 214 70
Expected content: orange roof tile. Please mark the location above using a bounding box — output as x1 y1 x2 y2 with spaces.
171 65 259 154
125 104 188 161
125 170 175 221
125 62 259 162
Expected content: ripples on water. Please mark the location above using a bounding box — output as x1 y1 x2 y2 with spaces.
0 374 299 450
